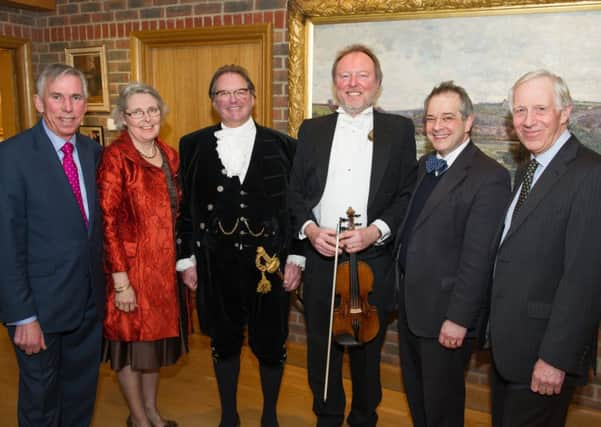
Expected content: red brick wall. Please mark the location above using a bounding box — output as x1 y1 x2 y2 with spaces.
0 0 290 133
1 0 600 411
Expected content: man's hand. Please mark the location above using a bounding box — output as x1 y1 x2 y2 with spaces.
283 263 302 292
305 223 340 257
531 358 565 395
339 224 381 254
181 266 198 291
438 319 467 349
13 321 47 355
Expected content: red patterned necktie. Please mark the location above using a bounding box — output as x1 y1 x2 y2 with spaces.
61 142 89 228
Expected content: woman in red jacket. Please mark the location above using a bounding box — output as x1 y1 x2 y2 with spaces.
98 83 191 427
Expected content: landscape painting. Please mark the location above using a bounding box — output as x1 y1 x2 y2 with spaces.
310 10 601 173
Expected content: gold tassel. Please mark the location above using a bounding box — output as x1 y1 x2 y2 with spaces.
255 246 282 294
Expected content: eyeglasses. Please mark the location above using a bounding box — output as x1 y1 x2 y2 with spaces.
124 106 161 120
213 88 251 100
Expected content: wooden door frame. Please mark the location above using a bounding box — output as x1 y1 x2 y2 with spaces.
130 24 273 127
0 35 36 131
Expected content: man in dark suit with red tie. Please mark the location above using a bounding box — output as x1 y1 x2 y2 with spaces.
490 70 601 427
0 63 105 427
394 81 511 427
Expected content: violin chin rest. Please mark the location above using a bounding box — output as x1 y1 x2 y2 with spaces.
333 333 362 347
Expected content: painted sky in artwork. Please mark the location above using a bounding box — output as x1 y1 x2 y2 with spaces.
312 11 601 111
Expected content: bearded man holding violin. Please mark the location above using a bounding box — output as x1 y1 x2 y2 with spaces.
288 44 417 427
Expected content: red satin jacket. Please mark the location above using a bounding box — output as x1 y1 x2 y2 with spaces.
98 131 180 342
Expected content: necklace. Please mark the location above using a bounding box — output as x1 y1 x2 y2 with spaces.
135 142 157 159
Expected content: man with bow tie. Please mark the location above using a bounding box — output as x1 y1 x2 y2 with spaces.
176 64 302 427
288 44 417 426
394 81 510 427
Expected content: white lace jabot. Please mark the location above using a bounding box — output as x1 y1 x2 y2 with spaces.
214 117 257 182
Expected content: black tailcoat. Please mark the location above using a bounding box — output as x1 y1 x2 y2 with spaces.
288 111 417 424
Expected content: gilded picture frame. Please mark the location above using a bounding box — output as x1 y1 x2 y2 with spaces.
65 46 110 112
287 0 601 139
79 124 104 146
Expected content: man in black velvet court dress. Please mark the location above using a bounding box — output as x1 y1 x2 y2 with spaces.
288 45 417 427
395 81 510 427
176 64 303 427
490 70 601 427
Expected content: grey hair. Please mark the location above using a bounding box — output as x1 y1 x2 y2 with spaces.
424 81 474 119
36 63 88 99
208 64 256 99
509 69 573 112
112 82 167 130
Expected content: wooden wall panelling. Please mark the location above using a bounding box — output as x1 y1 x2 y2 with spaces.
130 24 272 149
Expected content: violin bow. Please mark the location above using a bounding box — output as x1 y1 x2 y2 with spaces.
323 218 343 402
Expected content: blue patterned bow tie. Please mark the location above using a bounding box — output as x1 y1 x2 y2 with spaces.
425 156 448 175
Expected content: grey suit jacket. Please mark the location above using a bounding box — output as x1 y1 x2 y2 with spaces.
0 120 105 332
490 135 601 384
395 142 511 340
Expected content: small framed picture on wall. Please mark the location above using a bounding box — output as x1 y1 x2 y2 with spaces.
79 125 104 146
65 46 110 112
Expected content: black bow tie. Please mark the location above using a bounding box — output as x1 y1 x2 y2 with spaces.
425 156 448 175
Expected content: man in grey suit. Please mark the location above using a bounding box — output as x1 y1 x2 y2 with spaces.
490 69 601 427
0 64 104 427
395 81 510 427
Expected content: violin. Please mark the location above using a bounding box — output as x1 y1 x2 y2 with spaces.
332 207 379 346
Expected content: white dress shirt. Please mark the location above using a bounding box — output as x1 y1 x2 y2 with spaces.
301 106 390 241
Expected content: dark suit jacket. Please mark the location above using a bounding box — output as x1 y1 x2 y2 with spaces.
490 135 601 384
0 120 105 333
395 142 510 340
176 122 297 335
288 111 417 307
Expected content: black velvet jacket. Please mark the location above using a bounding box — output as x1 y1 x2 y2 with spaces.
176 122 297 334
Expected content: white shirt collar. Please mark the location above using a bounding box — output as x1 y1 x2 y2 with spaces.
437 137 470 169
337 105 373 121
42 119 77 153
532 129 571 168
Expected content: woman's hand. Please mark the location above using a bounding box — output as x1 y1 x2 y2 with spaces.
115 286 137 312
